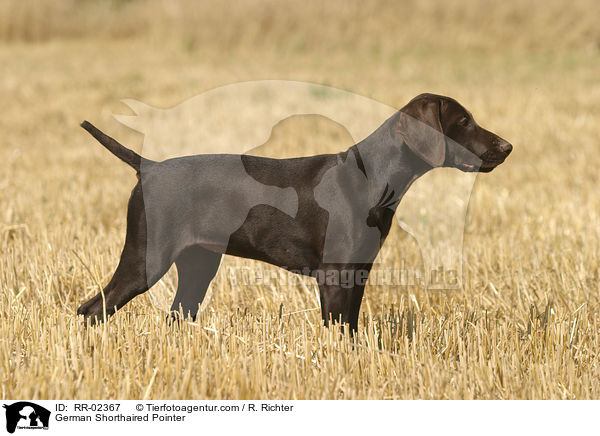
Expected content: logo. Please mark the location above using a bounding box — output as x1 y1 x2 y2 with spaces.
2 402 50 433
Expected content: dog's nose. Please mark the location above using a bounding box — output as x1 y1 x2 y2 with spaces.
498 141 512 155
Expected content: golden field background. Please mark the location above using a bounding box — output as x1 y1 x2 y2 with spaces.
1 0 600 399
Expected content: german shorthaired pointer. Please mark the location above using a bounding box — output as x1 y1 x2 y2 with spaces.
77 93 512 333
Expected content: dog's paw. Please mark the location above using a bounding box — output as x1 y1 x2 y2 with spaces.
77 294 107 326
166 310 197 325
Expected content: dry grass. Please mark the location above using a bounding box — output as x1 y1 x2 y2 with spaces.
1 0 600 399
2 0 600 52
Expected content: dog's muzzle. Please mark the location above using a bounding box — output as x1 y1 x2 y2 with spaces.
478 142 512 172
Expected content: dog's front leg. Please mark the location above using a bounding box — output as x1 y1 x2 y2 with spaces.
317 265 370 334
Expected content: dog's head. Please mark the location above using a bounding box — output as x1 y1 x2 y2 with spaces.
395 93 512 172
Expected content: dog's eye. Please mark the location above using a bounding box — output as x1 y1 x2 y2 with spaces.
458 116 469 126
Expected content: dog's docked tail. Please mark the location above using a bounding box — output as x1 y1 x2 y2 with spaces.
81 121 143 172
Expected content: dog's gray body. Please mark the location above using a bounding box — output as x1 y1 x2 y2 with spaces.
78 93 512 332
141 155 299 283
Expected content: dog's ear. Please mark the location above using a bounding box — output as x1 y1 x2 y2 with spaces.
395 95 446 167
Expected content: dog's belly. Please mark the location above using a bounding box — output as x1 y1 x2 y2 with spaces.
226 204 328 272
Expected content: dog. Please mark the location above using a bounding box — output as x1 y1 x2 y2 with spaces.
77 93 512 333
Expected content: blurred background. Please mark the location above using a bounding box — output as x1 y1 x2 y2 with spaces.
2 0 598 146
2 0 598 49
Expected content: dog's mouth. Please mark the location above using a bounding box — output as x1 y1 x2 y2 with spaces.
480 155 509 172
476 148 511 172
452 144 511 173
479 160 502 172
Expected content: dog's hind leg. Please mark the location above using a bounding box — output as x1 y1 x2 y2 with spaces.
77 183 172 324
169 245 222 320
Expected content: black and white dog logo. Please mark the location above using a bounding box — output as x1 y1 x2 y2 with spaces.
3 402 50 433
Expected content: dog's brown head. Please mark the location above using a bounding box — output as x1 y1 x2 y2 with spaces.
395 93 512 172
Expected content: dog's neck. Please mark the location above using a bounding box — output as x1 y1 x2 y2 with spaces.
350 112 432 204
